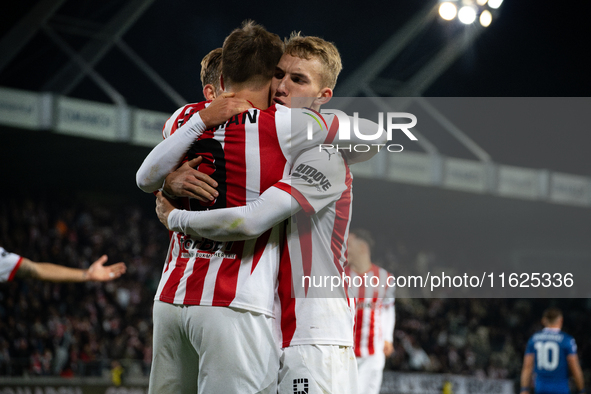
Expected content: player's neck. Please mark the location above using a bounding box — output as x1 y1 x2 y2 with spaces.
349 257 372 274
227 83 271 110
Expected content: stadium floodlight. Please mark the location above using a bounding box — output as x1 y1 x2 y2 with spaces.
439 2 458 21
479 10 492 27
476 0 488 5
458 6 477 24
488 0 503 9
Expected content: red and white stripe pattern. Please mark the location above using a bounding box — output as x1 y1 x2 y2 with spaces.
154 103 339 317
275 150 356 347
155 103 288 316
346 264 395 357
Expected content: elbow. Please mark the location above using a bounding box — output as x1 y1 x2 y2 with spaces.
237 222 265 240
136 169 158 193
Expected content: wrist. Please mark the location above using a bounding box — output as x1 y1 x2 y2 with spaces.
161 177 178 199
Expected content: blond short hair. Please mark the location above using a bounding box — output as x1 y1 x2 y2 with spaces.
200 48 223 91
284 32 342 90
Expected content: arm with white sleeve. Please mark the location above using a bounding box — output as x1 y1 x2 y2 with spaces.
136 108 207 193
136 94 252 193
159 146 349 241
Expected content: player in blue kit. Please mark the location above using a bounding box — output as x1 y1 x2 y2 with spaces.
520 307 585 394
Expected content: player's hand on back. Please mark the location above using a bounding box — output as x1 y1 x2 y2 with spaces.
164 157 219 202
155 191 179 230
199 92 252 129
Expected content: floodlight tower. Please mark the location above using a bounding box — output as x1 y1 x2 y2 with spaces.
336 0 503 171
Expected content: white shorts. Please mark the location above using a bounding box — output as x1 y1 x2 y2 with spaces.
149 301 279 394
356 352 386 394
278 345 358 394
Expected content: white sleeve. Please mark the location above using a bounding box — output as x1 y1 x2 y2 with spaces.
136 111 207 193
275 146 349 215
165 146 347 240
167 186 298 241
0 247 23 282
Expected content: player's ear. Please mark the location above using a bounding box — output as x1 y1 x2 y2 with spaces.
314 87 333 106
203 84 216 101
219 75 225 92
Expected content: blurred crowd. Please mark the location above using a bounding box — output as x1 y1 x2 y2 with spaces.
1 195 589 385
0 195 166 378
375 237 591 384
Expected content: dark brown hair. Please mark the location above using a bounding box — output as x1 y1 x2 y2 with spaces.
222 20 284 88
542 307 563 324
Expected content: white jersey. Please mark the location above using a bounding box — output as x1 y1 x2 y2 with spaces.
346 264 395 357
154 102 340 317
0 247 23 282
274 147 356 347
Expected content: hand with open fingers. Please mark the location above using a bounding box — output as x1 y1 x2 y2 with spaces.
199 92 252 129
86 255 127 281
155 191 178 230
163 157 219 201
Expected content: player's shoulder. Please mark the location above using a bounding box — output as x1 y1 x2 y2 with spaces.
0 247 19 261
163 101 209 138
560 331 575 342
176 100 209 119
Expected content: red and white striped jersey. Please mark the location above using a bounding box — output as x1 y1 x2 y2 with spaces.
274 147 356 347
0 247 23 282
345 264 396 357
155 102 339 317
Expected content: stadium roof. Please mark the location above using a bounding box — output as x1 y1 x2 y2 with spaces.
1 0 590 177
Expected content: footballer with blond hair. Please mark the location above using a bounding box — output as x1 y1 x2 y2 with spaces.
149 32 387 393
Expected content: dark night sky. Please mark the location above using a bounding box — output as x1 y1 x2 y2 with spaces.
1 0 590 174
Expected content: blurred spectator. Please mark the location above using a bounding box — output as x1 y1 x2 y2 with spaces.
0 194 167 377
1 193 589 385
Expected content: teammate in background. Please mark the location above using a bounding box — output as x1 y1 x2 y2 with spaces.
1 246 126 283
520 307 585 394
345 229 395 394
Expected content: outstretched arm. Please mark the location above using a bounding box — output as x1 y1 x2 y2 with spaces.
15 255 126 282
